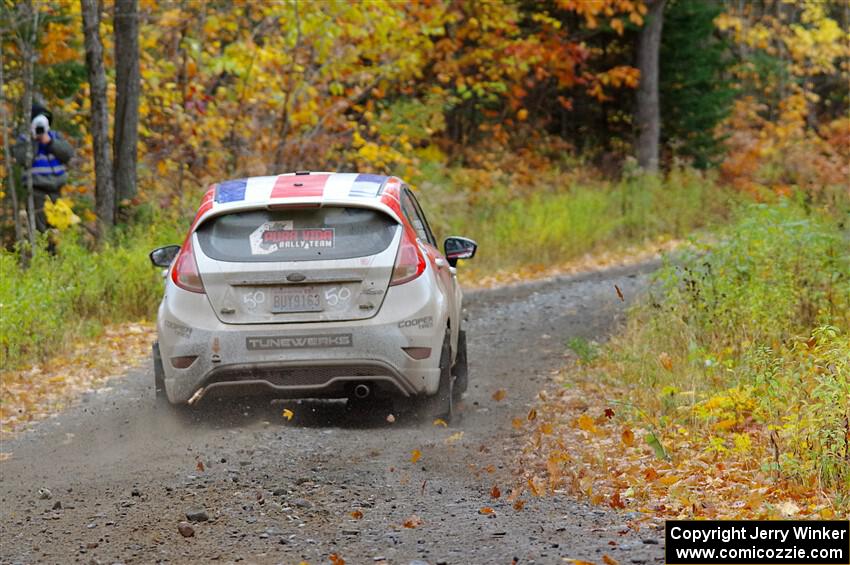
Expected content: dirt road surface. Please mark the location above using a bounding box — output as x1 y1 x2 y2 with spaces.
1 262 665 565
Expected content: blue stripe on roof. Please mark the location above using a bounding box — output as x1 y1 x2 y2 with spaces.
215 179 248 203
354 173 386 184
348 173 386 198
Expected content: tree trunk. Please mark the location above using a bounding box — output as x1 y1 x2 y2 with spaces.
0 46 24 245
113 0 140 213
18 0 39 252
81 0 115 232
636 0 666 172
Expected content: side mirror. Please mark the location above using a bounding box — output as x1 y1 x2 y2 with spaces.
149 245 181 268
444 236 477 267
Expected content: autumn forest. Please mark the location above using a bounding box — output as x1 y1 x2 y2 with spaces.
1 0 849 546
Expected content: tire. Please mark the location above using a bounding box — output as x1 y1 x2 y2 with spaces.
152 342 167 401
452 330 468 400
420 331 454 422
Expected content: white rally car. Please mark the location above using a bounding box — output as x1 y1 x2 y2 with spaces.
149 172 477 420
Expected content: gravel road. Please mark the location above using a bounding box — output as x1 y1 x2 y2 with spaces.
1 261 665 565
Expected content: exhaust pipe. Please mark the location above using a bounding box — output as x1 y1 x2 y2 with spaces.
353 384 371 400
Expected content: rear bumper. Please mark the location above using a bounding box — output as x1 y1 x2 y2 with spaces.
156 267 447 404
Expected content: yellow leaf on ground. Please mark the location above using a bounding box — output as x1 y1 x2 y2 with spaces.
410 449 421 463
281 408 294 421
445 431 464 444
492 389 507 401
479 506 495 514
432 418 447 427
576 414 597 433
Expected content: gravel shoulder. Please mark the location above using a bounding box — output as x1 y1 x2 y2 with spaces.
0 261 664 565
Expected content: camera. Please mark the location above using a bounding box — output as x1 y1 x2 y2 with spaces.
31 114 50 138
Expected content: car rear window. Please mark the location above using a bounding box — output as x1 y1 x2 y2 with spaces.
195 207 399 262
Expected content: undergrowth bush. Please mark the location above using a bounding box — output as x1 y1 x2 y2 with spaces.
603 201 850 500
0 219 184 370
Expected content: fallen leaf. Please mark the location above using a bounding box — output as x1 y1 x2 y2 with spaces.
282 408 294 421
403 514 423 528
492 389 507 401
621 428 635 447
410 449 421 463
512 417 524 429
350 510 363 520
196 460 205 472
490 485 501 499
445 431 464 444
432 418 447 427
603 555 620 565
539 422 554 435
527 476 544 497
615 284 624 301
329 554 346 565
566 560 596 565
576 414 597 433
610 491 626 509
479 506 495 515
527 408 537 421
777 500 800 517
604 407 615 419
513 499 526 511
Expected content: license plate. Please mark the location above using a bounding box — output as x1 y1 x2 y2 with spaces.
270 287 322 313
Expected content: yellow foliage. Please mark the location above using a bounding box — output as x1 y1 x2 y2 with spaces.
44 198 81 231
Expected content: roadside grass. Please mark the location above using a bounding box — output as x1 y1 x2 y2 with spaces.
1 166 734 372
0 218 184 370
416 166 735 280
520 201 850 518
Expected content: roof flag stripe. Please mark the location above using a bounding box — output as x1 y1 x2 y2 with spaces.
271 173 330 199
215 179 248 203
244 176 278 203
321 173 359 200
348 173 387 198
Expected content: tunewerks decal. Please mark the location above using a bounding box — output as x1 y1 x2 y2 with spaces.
246 334 353 350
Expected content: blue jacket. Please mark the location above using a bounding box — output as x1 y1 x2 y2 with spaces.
13 131 74 193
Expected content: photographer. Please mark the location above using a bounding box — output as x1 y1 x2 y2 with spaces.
13 103 74 233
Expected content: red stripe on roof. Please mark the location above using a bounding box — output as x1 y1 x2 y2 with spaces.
271 174 330 199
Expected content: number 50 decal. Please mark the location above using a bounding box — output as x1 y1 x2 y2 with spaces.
325 287 351 306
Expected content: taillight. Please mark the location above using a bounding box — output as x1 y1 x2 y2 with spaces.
171 237 205 293
389 228 426 286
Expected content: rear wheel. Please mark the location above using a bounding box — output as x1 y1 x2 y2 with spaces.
420 331 453 422
152 342 167 401
452 330 468 401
